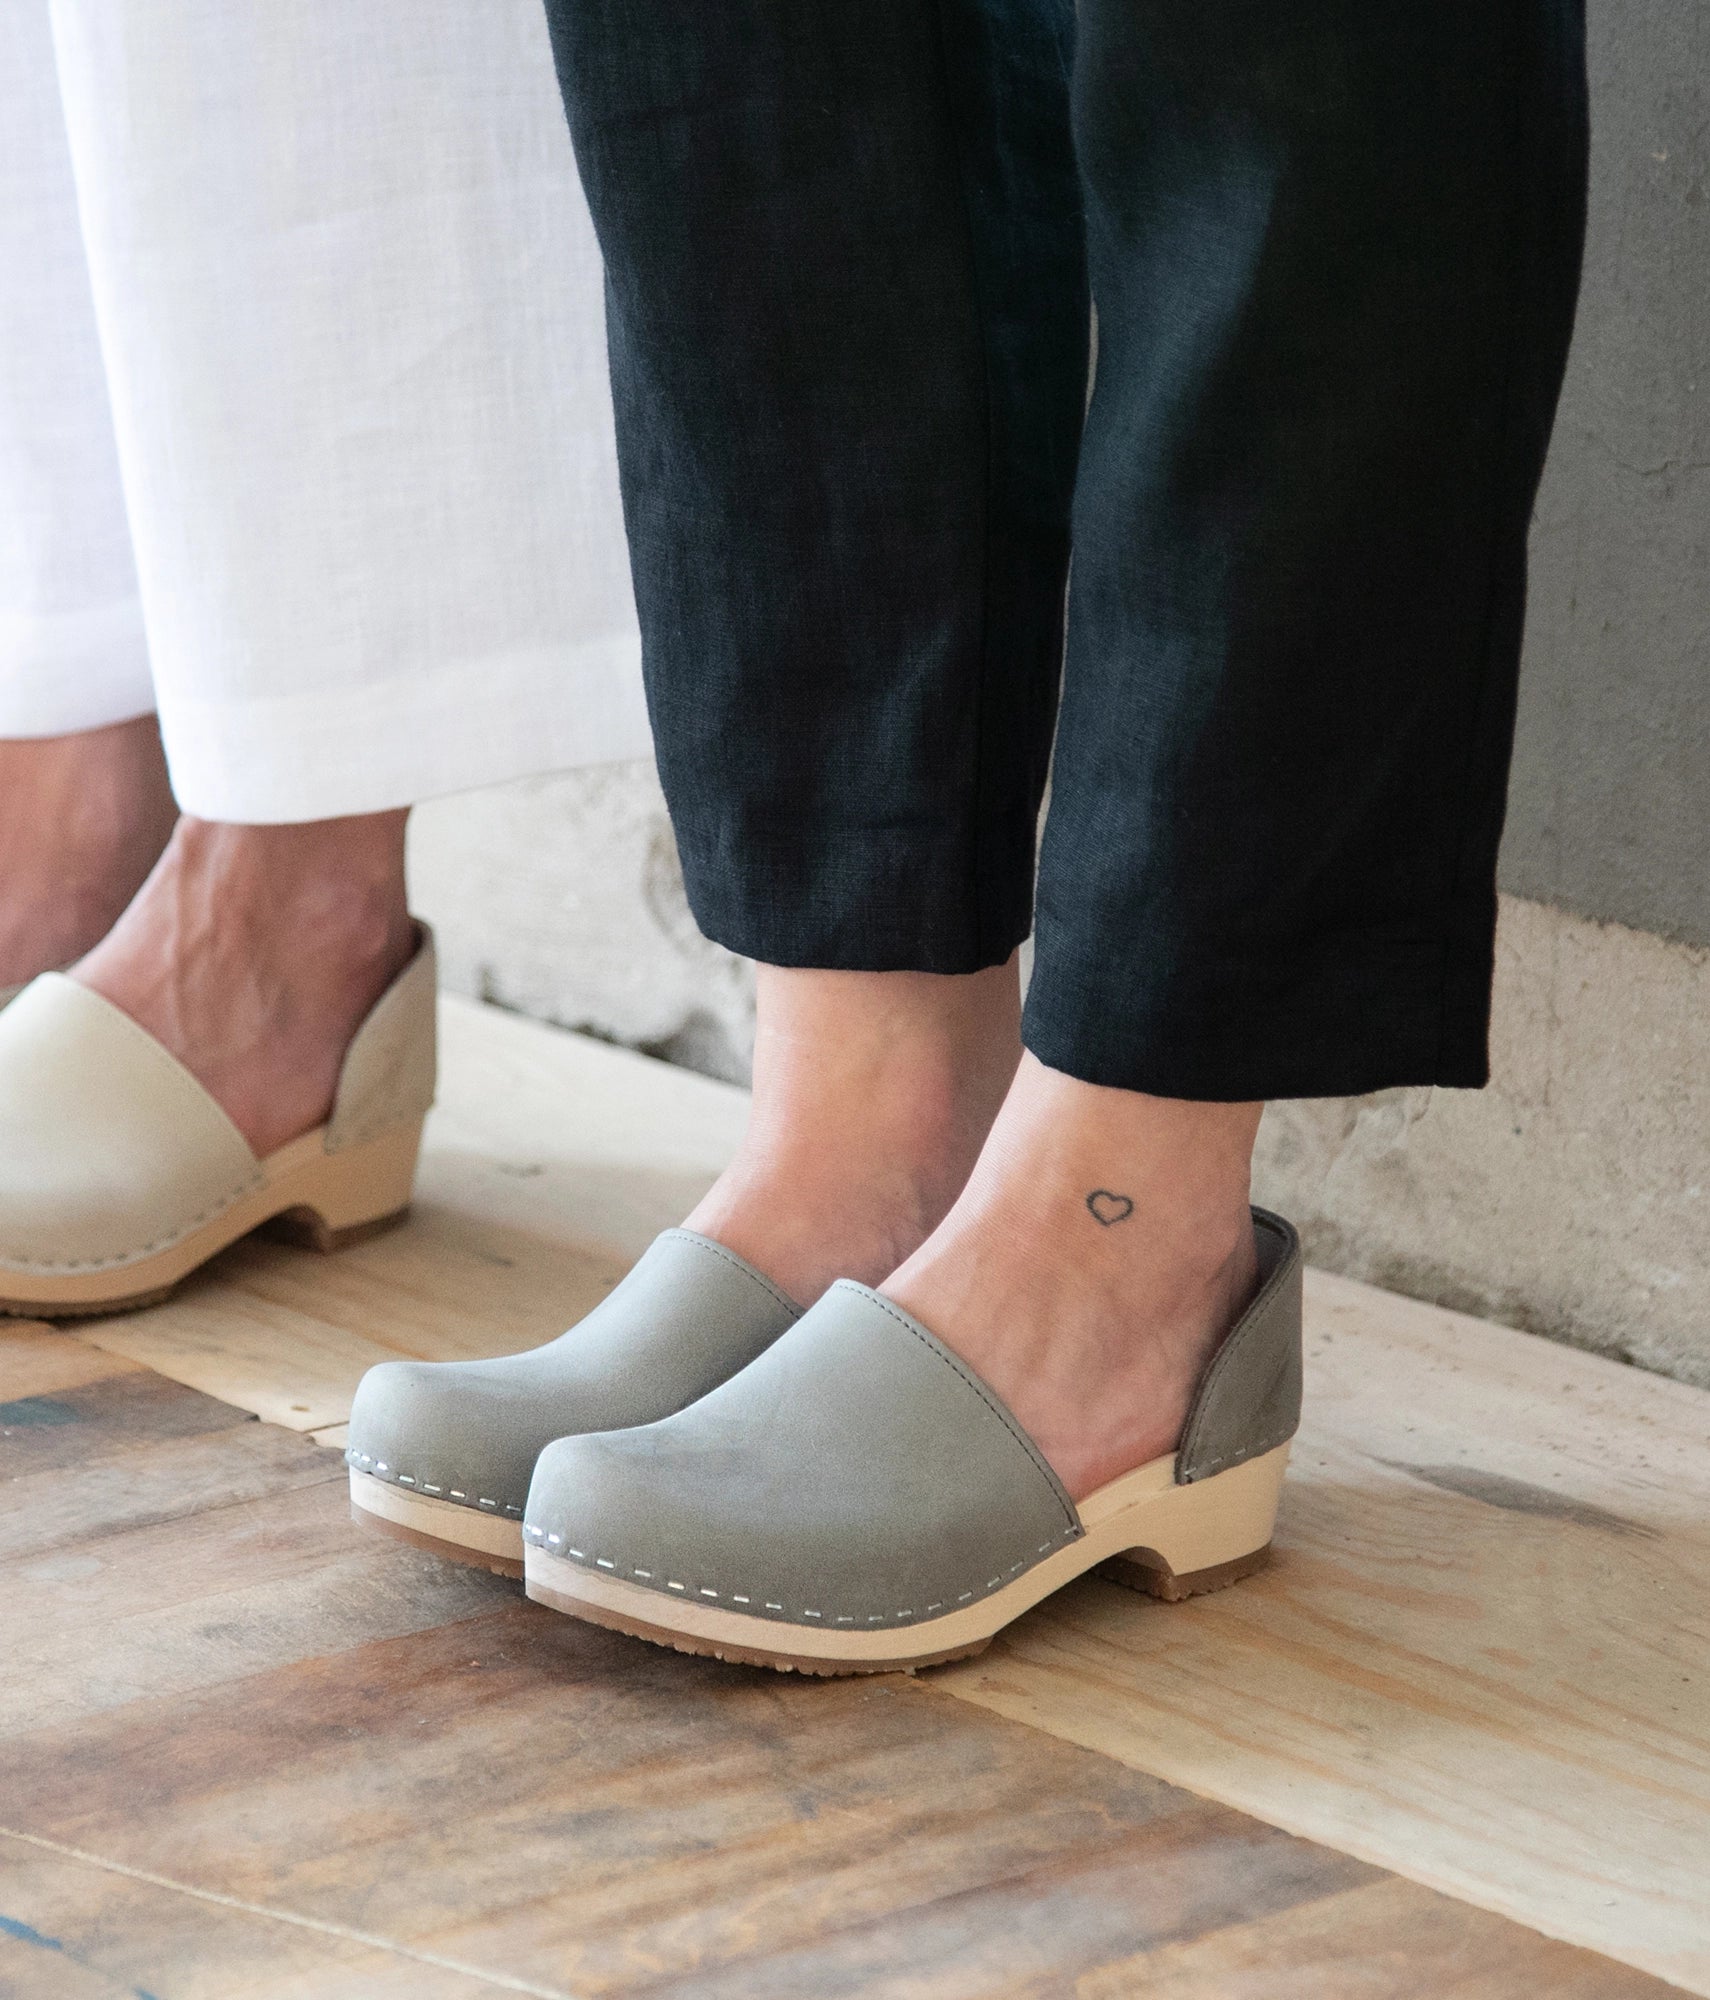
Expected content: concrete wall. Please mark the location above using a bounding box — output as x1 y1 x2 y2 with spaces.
411 763 755 1085
1254 895 1710 1388
1500 0 1709 942
412 7 1709 1380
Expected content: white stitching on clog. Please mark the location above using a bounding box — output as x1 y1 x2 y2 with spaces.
526 1537 1079 1629
1189 1431 1290 1478
351 1458 529 1519
0 1163 265 1273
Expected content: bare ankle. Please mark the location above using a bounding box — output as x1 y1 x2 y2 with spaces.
885 1058 1266 1496
0 718 178 981
151 815 413 981
685 958 1022 1303
73 809 415 1156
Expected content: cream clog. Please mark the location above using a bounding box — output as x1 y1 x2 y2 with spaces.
0 927 437 1318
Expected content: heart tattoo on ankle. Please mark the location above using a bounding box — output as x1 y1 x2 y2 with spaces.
1086 1189 1135 1227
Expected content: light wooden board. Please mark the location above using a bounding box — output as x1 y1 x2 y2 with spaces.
0 1366 1669 2000
940 1268 1710 1992
0 1837 508 2000
49 994 1710 1990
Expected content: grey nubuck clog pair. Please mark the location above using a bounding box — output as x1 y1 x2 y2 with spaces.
347 1208 1303 1677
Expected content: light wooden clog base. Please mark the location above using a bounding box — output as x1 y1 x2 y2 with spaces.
525 1441 1291 1676
349 1470 525 1578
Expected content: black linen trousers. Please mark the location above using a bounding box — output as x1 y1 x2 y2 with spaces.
542 0 1588 1101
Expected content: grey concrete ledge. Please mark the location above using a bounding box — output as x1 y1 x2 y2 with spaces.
1256 894 1710 1390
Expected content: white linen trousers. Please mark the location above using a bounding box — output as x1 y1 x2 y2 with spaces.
0 1 650 823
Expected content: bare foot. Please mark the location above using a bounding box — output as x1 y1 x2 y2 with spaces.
884 1055 1263 1500
684 960 1024 1306
0 718 178 987
74 814 415 1157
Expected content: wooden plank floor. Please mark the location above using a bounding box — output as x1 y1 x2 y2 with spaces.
939 1271 1710 1992
0 993 1698 1994
0 1333 1674 2000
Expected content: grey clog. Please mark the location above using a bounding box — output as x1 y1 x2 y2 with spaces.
346 1228 802 1575
521 1208 1301 1673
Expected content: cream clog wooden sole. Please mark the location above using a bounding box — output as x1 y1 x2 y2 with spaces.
0 1119 423 1318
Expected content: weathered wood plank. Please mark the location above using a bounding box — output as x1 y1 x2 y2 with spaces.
74 1279 409 1435
1071 1877 1679 2000
0 1326 143 1403
0 1373 1674 2000
939 1266 1710 1993
73 1204 621 1433
0 1371 253 1480
49 999 1710 1992
0 1420 337 1565
0 1836 515 2000
0 1594 1369 1977
0 1430 505 1737
419 995 749 1264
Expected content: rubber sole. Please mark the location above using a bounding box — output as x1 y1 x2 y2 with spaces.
349 1470 524 1578
0 1120 422 1319
523 1441 1290 1675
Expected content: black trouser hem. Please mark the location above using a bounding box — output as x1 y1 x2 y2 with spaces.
676 823 1038 977
1020 939 1496 1101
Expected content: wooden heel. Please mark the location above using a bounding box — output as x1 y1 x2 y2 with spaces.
1100 1541 1273 1602
267 1204 411 1254
262 1121 424 1256
1079 1441 1290 1607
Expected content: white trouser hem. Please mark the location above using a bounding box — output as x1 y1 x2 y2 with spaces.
159 631 653 824
0 599 154 736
